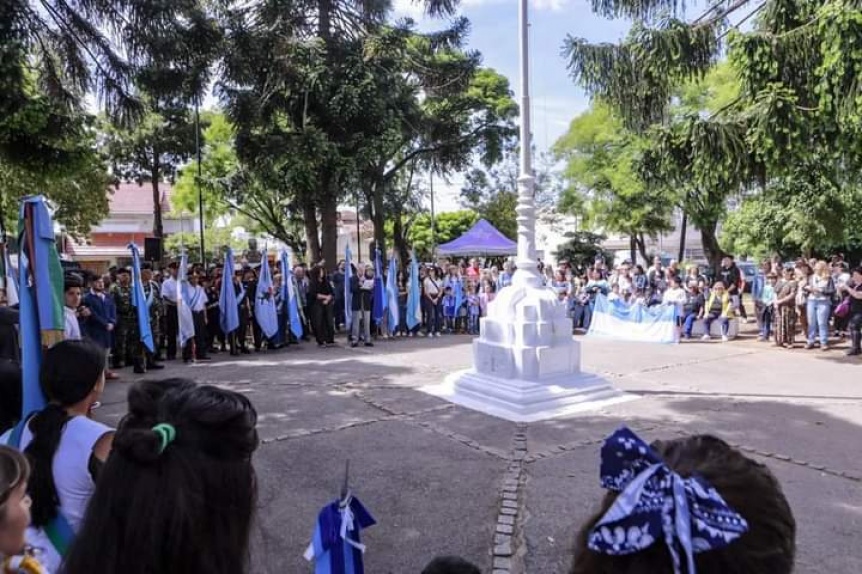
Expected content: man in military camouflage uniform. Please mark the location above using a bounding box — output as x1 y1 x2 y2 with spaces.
142 264 166 371
110 268 144 372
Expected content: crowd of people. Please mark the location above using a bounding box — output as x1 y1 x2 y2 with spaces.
42 256 522 377
548 254 862 353
0 340 798 574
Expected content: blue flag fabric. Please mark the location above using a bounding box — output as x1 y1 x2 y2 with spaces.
344 246 353 331
587 295 679 344
453 276 464 318
406 252 422 331
283 250 304 340
177 252 196 347
305 496 376 574
18 196 64 417
372 249 386 325
385 256 399 335
255 252 279 339
128 244 155 353
220 248 240 335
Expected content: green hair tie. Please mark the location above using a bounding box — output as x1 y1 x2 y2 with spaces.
152 423 177 454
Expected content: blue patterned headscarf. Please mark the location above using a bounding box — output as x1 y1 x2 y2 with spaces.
588 427 749 574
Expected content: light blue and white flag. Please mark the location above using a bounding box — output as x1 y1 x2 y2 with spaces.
128 244 155 353
255 251 279 339
406 251 422 331
177 252 196 347
385 255 399 334
344 246 353 331
372 248 386 326
282 249 304 340
220 248 240 335
587 295 678 344
453 276 463 318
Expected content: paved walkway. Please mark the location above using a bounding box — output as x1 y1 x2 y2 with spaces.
96 329 862 573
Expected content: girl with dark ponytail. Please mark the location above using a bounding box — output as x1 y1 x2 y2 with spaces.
1 340 112 573
62 379 259 574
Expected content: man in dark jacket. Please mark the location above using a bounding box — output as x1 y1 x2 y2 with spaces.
82 275 119 379
719 256 747 321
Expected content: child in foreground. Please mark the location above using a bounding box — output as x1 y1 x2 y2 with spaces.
0 446 45 574
571 428 796 574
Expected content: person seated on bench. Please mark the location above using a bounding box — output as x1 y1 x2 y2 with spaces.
702 281 733 342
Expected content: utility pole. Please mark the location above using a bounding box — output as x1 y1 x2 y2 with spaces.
194 100 205 264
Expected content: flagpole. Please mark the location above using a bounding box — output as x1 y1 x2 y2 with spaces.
195 100 206 265
429 163 436 262
354 190 362 263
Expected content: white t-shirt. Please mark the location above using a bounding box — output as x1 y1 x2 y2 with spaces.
63 307 81 340
160 277 178 301
188 285 208 312
2 416 112 573
423 277 440 297
663 287 687 314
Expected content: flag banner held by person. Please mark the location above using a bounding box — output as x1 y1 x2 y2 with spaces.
282 249 304 340
587 294 678 344
372 248 386 326
17 196 65 416
128 244 155 353
406 251 422 331
344 246 353 331
304 495 376 574
386 255 399 335
255 251 279 339
220 247 240 335
177 252 196 347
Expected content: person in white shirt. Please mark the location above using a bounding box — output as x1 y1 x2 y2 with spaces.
662 276 687 340
423 267 442 337
160 263 179 360
182 273 210 363
1 340 113 574
63 274 88 341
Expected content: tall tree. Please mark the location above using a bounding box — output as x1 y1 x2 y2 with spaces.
563 0 862 270
553 102 674 263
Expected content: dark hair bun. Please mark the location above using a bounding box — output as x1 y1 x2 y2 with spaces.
113 427 164 464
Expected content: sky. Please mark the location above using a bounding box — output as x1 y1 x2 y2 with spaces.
390 0 631 209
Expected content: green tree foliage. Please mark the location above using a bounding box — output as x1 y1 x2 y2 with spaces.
564 0 862 269
408 210 479 260
99 107 200 238
552 102 673 262
163 227 246 263
553 231 611 274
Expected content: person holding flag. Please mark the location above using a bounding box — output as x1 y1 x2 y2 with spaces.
182 272 210 363
406 251 423 336
176 253 197 361
281 250 304 343
254 252 280 347
128 244 161 374
219 248 240 354
344 246 353 334
372 249 386 330
386 255 400 336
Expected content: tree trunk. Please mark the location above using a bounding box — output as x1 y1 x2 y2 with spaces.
302 199 320 264
699 219 725 277
393 213 409 268
677 211 688 263
635 233 649 263
629 235 637 266
151 158 163 238
320 198 339 272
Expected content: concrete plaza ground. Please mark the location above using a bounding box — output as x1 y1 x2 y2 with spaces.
95 328 862 574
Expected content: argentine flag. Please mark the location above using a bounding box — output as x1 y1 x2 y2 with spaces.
344 246 353 331
372 249 386 326
219 248 240 335
128 243 155 353
255 251 279 339
177 252 196 348
385 256 399 334
282 249 304 340
587 294 679 344
406 251 422 331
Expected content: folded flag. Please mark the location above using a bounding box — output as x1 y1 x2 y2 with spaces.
128 244 155 353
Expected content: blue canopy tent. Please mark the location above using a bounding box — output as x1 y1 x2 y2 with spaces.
437 219 516 257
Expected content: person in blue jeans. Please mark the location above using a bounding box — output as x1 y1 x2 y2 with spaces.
805 261 836 351
681 283 705 340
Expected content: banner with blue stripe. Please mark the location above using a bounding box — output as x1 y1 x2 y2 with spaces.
587 294 679 344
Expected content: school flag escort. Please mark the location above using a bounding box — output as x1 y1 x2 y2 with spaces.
128 243 155 353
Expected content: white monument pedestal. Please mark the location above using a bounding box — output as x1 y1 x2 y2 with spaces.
421 278 634 423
